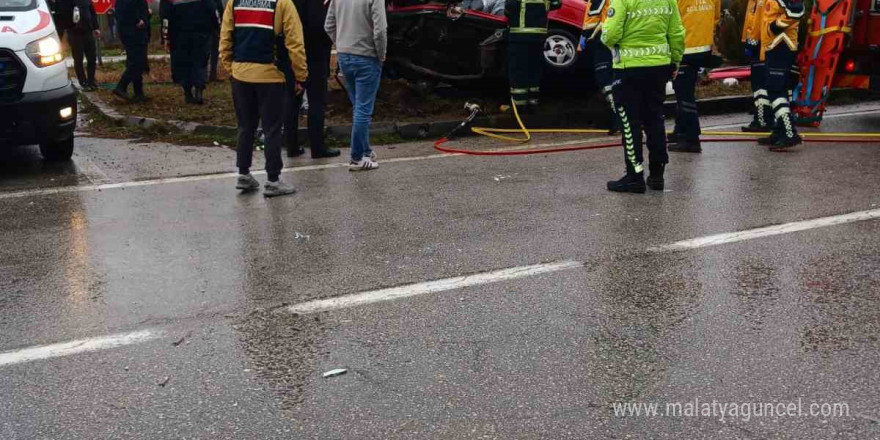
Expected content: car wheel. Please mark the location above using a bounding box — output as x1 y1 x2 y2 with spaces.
543 29 579 72
40 137 74 162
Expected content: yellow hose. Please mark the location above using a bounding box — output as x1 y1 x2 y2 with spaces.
469 99 880 142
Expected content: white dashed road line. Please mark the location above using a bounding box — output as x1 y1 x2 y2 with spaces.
286 260 584 315
4 207 880 367
0 329 162 367
647 208 880 253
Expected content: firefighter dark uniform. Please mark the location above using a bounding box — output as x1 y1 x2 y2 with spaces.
505 0 562 109
601 0 685 193
741 0 773 132
667 0 720 153
758 0 804 149
219 0 308 196
162 0 220 104
580 0 620 133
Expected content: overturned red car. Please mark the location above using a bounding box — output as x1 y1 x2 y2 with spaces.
384 0 590 91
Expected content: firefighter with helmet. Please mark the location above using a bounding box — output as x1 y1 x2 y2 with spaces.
505 0 563 111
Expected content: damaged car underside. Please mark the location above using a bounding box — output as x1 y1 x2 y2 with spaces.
385 0 592 93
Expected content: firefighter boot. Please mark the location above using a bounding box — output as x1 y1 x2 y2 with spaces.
607 172 647 194
646 163 665 191
742 100 774 133
769 113 802 151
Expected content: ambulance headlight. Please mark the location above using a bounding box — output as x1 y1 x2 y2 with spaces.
26 35 64 67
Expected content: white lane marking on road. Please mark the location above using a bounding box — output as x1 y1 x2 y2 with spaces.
0 153 463 201
3 207 880 365
648 208 880 253
286 260 584 314
0 329 162 367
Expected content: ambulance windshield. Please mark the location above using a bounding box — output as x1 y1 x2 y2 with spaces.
0 0 36 11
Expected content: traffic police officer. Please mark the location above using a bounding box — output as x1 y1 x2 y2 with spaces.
162 0 221 104
505 0 562 110
757 0 804 149
667 0 720 153
601 0 685 193
219 0 308 197
579 0 620 134
741 0 773 133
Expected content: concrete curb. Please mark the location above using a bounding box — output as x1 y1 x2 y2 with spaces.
80 91 753 142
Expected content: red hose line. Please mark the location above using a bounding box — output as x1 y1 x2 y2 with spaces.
433 136 880 156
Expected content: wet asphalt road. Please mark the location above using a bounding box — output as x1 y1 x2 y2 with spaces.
1 103 880 439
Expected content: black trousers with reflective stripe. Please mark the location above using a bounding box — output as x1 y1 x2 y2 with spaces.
612 65 671 174
507 34 544 107
673 51 710 141
764 45 799 137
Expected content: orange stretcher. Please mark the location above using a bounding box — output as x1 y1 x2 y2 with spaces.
791 0 858 126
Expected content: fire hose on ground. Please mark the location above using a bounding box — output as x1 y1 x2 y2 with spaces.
433 99 880 156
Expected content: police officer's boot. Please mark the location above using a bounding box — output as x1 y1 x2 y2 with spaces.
646 163 665 191
183 86 195 104
607 172 646 194
769 113 802 151
194 87 205 105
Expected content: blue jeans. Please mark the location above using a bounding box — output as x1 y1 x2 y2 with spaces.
338 53 382 161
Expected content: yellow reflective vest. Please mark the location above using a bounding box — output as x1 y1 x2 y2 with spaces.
759 0 804 58
678 0 720 54
582 0 611 40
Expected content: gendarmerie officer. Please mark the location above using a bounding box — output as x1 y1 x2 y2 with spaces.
219 0 309 197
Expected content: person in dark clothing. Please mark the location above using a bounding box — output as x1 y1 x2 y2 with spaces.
114 0 151 102
161 0 220 104
48 0 73 40
68 0 100 91
208 0 223 81
283 0 339 158
504 0 562 111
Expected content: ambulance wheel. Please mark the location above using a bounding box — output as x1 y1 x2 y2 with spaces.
40 137 74 162
543 28 579 72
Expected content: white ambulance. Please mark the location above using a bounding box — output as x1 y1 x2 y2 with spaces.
0 0 76 161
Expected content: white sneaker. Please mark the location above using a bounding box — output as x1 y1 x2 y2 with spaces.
369 151 377 161
349 158 378 172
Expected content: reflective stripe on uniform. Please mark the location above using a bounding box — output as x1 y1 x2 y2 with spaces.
510 28 549 34
618 43 670 58
625 6 673 18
